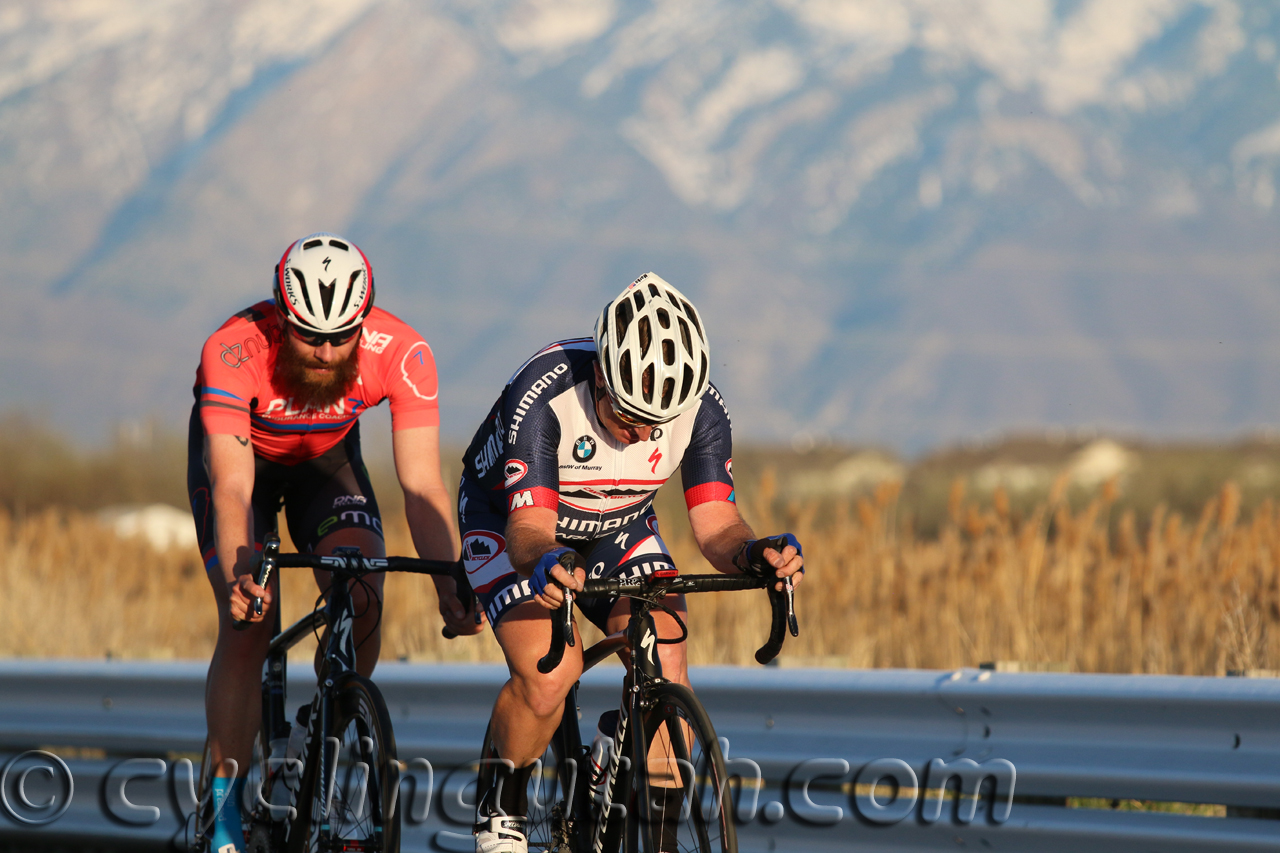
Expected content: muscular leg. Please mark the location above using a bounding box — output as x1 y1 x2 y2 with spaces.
205 571 279 778
489 601 584 767
312 527 387 678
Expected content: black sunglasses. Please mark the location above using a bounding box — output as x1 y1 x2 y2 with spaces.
288 323 362 347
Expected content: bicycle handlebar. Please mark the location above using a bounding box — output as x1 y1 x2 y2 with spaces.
535 542 801 673
231 533 473 632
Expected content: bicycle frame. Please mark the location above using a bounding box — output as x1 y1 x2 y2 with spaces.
250 536 407 833
526 560 797 853
538 585 711 852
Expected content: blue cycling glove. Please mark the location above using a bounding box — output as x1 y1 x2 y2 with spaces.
530 548 583 597
735 534 804 577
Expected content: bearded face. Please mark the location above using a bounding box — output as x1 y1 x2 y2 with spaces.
274 329 361 409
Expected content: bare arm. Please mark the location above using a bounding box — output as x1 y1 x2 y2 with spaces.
205 432 271 620
393 426 459 562
505 506 560 575
505 506 584 608
392 426 476 633
687 500 804 589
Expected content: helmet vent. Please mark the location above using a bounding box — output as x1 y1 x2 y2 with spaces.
677 318 692 356
614 300 634 346
662 339 674 365
656 308 670 329
339 271 359 317
641 364 655 404
681 300 703 339
318 278 336 318
302 239 324 250
680 365 694 405
291 268 316 315
648 283 660 297
638 317 652 358
329 239 349 251
697 354 707 397
633 291 645 310
619 350 633 395
661 377 674 409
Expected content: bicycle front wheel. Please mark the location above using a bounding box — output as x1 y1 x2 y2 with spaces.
289 674 400 853
626 683 736 853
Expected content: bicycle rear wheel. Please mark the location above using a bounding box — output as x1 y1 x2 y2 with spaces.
478 724 576 852
190 735 276 853
626 683 736 853
288 674 400 853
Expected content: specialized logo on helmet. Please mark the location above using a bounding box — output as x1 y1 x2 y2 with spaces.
573 435 597 463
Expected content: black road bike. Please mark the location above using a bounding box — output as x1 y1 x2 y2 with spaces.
481 545 799 853
188 532 470 853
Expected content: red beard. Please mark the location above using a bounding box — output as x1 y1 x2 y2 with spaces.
274 339 361 410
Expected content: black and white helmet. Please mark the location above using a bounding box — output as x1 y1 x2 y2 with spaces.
273 232 374 334
593 272 711 424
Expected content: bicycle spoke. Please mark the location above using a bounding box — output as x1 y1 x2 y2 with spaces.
628 685 734 853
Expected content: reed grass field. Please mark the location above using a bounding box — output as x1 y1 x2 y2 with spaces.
2 469 1276 675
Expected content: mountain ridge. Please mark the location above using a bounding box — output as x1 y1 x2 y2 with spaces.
3 0 1280 451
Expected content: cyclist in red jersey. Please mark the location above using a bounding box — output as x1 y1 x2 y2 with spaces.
187 232 477 853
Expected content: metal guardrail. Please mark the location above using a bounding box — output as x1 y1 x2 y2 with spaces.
0 660 1276 851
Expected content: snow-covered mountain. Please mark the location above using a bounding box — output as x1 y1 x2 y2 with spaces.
4 0 1280 450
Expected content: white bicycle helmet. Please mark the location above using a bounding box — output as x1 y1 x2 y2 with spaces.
273 232 374 334
593 272 711 424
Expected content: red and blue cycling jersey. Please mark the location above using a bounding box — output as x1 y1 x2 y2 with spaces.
460 338 735 541
194 300 440 464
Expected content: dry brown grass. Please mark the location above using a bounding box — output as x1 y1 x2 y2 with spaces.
3 475 1278 675
679 471 1280 674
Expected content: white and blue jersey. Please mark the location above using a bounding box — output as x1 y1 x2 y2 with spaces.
458 338 735 627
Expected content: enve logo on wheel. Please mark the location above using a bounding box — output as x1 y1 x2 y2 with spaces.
573 435 597 463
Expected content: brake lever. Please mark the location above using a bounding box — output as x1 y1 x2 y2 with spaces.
562 589 576 647
785 576 798 637
556 551 582 648
233 533 278 630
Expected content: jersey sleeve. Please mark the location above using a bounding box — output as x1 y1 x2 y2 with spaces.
680 384 735 509
384 335 441 431
500 360 567 515
197 332 257 436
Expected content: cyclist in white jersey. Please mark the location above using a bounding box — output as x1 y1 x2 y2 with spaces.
449 273 804 853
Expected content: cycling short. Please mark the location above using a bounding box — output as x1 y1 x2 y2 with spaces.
187 403 383 573
458 475 676 631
